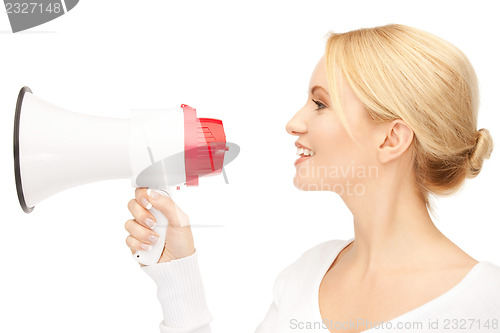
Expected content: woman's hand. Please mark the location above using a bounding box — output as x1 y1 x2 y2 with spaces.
125 188 195 266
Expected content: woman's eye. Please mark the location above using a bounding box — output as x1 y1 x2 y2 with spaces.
312 99 326 110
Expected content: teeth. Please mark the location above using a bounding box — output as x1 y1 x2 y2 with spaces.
296 147 315 157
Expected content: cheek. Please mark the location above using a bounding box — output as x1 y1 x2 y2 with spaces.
312 116 375 173
312 118 352 161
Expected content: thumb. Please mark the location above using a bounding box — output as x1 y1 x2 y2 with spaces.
146 189 190 228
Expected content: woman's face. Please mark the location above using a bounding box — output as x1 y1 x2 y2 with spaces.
286 56 379 196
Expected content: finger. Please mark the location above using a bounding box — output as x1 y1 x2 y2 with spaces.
126 235 155 252
146 189 191 228
135 187 152 210
124 219 160 246
127 199 157 229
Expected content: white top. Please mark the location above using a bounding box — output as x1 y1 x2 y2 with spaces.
142 238 500 333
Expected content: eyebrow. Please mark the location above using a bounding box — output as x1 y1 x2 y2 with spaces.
310 85 329 95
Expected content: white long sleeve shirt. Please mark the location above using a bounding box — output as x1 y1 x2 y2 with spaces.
141 238 500 333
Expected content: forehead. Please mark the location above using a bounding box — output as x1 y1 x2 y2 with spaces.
309 56 329 92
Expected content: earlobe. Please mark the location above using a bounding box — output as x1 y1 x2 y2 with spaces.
378 120 414 164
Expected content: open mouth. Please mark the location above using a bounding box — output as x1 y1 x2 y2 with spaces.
295 147 315 166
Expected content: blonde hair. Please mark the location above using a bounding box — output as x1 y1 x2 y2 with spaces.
324 24 493 210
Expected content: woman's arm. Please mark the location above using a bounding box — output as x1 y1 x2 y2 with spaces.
255 302 279 333
126 188 212 332
125 188 284 332
142 250 213 333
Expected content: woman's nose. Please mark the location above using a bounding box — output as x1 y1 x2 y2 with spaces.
286 110 307 136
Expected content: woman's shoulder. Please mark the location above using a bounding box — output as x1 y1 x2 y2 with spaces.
297 238 353 262
271 238 352 303
275 238 352 282
449 260 500 312
473 261 500 294
479 260 500 274
431 261 500 317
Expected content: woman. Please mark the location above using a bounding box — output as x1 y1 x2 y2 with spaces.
124 24 500 332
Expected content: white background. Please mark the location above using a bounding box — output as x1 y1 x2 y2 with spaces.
0 1 499 332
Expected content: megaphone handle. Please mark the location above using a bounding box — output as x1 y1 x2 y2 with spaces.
133 188 172 266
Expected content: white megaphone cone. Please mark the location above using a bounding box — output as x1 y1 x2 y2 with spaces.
13 86 236 265
14 86 132 212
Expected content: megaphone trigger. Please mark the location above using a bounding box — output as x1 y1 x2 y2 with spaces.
133 204 169 266
134 187 183 265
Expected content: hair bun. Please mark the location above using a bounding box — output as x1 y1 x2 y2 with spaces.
467 128 494 178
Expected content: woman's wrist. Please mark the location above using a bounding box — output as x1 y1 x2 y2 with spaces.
141 249 213 328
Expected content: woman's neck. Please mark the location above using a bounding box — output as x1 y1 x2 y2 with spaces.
339 170 448 277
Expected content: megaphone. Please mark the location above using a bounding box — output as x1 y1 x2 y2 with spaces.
13 86 239 265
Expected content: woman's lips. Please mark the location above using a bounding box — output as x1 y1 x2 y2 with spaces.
294 143 315 166
295 155 312 166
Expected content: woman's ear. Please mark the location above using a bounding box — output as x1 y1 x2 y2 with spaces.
377 119 414 164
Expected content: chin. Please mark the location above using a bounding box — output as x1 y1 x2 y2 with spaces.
293 175 325 191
